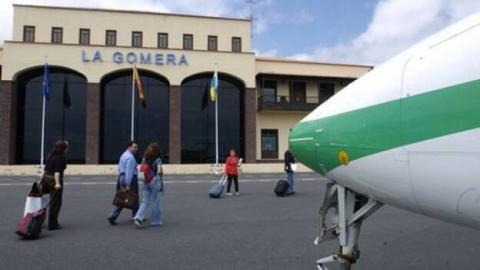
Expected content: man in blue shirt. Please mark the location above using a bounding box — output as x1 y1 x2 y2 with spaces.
108 141 139 225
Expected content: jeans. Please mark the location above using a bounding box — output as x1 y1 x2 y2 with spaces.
286 172 294 193
110 174 139 220
134 177 162 225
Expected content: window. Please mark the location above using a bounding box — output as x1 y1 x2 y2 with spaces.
16 68 88 164
232 37 242 52
261 80 277 103
132 31 142 47
105 30 117 46
23 26 35 42
181 76 244 163
79 28 90 45
261 129 278 159
183 34 193 50
290 81 306 103
101 70 170 164
207 35 217 51
319 82 335 103
51 27 63 44
158 33 168 49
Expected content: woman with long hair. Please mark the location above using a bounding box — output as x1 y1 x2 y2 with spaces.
133 142 164 228
42 140 69 230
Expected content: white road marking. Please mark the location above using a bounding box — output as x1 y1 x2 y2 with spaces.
0 178 326 187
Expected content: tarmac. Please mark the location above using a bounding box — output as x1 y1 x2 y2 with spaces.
1 173 480 270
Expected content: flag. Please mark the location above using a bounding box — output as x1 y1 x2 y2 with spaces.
63 74 71 108
201 82 210 110
42 63 50 100
133 65 146 108
209 71 218 102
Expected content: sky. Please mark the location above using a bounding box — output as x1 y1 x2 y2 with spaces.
1 0 480 65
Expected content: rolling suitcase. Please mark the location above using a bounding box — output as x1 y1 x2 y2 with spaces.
16 208 46 240
274 180 289 197
16 182 47 240
209 175 227 198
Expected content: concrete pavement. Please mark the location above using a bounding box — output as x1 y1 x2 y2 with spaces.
1 173 480 270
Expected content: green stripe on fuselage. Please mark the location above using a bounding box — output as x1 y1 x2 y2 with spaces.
289 78 480 174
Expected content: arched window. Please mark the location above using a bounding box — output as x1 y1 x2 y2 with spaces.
100 69 170 163
181 73 245 163
16 66 87 164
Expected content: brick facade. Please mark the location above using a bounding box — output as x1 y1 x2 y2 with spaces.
0 81 15 164
244 87 257 163
85 83 101 164
169 85 181 164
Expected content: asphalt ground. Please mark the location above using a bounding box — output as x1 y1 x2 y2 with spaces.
1 173 480 270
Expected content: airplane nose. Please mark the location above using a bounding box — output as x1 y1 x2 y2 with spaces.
289 121 318 173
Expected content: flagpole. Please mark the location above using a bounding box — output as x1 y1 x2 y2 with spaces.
214 64 219 169
62 74 66 140
40 92 46 169
131 66 135 141
40 57 48 170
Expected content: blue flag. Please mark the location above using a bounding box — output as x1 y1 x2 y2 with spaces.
42 63 50 99
209 71 218 102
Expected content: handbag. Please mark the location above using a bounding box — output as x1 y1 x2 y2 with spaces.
23 196 46 217
23 182 46 218
39 174 55 194
112 189 138 209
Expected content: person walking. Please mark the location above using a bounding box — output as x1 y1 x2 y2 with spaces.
133 143 163 228
284 150 296 195
224 149 241 196
42 140 69 230
108 141 139 225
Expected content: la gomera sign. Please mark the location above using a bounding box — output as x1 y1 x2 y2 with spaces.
81 50 188 66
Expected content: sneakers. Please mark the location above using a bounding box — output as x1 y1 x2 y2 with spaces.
133 218 142 228
225 192 233 196
235 192 240 196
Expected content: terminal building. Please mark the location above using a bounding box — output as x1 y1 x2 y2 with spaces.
0 4 371 165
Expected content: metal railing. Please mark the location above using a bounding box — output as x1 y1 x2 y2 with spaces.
258 95 320 104
258 95 321 111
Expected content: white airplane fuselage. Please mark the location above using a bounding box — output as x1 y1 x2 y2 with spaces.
289 12 480 230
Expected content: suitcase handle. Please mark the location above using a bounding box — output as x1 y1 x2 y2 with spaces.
219 175 227 186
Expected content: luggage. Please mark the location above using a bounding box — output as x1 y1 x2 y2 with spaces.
113 189 139 209
24 183 45 216
16 183 47 240
16 208 46 240
209 175 227 198
23 196 45 217
274 180 289 197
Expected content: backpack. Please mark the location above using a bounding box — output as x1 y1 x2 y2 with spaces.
139 163 155 183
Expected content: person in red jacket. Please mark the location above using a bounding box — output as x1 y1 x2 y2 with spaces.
224 149 241 196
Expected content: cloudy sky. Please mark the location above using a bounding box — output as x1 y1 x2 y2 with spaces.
1 0 480 65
